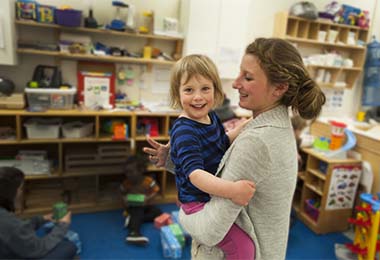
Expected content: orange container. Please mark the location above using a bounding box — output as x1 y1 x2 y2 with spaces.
329 121 346 150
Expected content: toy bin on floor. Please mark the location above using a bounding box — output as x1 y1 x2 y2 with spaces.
55 9 82 27
25 88 76 110
24 118 61 139
62 121 94 138
304 199 320 222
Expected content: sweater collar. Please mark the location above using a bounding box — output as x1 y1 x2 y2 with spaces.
248 105 290 129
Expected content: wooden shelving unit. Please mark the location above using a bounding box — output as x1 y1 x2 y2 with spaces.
0 109 180 217
293 148 362 234
15 19 184 66
273 12 368 89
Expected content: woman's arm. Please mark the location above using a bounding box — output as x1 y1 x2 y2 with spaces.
190 169 255 206
6 212 71 258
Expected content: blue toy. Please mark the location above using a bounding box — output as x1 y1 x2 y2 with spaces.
41 222 82 254
106 1 129 31
160 225 182 259
171 210 190 239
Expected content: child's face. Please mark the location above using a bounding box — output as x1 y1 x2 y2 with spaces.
179 74 215 123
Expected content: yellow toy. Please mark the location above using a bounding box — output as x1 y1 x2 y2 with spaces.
346 193 380 259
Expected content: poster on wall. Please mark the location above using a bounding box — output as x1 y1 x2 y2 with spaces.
83 75 111 108
326 166 362 210
77 62 115 109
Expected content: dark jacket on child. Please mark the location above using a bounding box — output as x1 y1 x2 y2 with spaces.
0 207 69 258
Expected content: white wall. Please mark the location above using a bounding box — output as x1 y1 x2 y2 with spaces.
0 0 17 65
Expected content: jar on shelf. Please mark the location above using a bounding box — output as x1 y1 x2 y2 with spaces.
138 10 154 34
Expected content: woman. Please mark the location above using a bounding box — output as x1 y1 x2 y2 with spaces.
0 166 77 259
144 37 326 259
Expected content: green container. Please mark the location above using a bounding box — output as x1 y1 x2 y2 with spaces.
53 202 68 220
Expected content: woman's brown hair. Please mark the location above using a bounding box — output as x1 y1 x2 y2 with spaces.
245 38 326 120
0 167 24 212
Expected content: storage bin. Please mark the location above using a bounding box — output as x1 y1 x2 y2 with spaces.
319 161 328 174
25 88 76 110
62 121 94 138
24 118 61 139
55 9 82 27
37 5 55 24
304 199 320 222
16 1 37 20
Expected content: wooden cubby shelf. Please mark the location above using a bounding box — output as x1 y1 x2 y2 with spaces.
15 19 184 66
293 148 362 234
274 12 369 89
0 109 180 217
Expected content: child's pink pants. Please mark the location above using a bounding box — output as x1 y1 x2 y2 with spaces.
182 202 255 260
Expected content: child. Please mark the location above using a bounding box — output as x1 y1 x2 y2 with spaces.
169 54 256 259
0 167 76 259
120 156 162 246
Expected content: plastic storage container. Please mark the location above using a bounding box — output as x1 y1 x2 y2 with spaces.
304 199 320 222
25 88 76 111
62 121 94 138
24 118 61 139
55 9 82 27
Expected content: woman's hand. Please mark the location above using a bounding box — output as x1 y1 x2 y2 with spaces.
142 136 170 168
231 180 256 206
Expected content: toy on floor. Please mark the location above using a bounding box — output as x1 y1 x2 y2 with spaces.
157 210 190 258
161 225 182 259
154 213 173 228
345 193 380 259
41 222 82 255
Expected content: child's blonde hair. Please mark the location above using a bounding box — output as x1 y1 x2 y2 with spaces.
169 54 224 109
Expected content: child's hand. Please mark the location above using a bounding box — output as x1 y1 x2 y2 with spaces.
58 211 72 225
231 180 256 206
142 137 170 167
43 213 54 222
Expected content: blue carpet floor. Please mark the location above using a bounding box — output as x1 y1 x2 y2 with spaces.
71 204 351 259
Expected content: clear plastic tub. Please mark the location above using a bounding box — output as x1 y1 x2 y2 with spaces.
24 118 61 139
62 121 94 138
25 88 76 110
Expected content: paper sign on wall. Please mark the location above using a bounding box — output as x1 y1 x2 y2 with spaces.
84 76 111 108
326 166 361 210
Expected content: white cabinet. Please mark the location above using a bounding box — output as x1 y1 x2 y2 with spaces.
0 0 17 65
180 0 251 79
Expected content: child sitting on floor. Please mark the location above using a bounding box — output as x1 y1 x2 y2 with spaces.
120 156 162 246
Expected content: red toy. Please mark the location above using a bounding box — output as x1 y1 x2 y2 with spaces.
154 213 173 228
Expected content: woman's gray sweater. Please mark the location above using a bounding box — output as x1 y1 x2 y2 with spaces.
179 105 298 260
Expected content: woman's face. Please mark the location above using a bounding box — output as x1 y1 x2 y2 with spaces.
233 54 280 117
